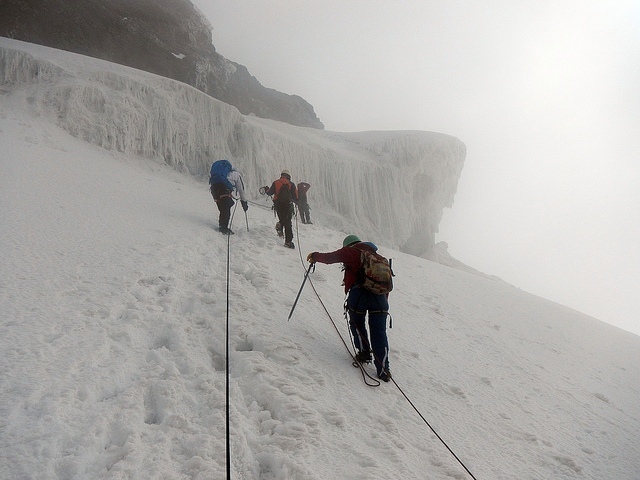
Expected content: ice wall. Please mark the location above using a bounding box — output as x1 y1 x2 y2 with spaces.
0 38 465 256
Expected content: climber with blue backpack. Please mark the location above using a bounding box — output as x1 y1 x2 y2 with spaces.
209 159 248 235
307 234 394 382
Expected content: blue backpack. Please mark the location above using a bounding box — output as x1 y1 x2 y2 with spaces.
209 160 234 191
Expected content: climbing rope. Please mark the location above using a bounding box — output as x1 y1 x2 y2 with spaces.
291 214 479 479
246 198 272 210
219 195 477 478
293 214 380 386
224 201 238 480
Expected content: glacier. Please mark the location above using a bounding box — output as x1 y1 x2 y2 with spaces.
3 36 640 480
0 37 465 258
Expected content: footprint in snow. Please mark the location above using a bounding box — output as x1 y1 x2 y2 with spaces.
448 385 467 399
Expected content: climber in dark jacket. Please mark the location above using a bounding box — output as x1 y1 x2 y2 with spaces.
297 181 312 224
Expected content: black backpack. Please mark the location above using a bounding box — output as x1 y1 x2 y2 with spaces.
275 180 293 204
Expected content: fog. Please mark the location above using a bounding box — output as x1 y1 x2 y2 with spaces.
2 38 640 478
191 1 640 336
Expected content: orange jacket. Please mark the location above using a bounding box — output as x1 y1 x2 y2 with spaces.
267 175 298 203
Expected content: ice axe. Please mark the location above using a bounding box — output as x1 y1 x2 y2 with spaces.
288 263 315 320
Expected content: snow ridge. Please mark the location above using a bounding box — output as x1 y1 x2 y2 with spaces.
0 37 465 257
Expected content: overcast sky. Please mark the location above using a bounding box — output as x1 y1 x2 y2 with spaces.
192 0 640 336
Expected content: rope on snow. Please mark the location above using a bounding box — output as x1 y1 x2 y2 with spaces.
291 212 479 480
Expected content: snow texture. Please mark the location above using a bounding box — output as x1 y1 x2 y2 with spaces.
0 37 465 258
2 37 640 480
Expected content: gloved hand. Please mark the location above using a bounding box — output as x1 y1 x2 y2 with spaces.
241 200 248 212
307 252 317 264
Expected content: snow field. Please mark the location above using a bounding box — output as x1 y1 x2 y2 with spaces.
1 37 640 479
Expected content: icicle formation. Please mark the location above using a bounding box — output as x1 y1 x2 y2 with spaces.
0 37 466 256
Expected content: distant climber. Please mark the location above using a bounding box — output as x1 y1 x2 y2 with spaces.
263 170 298 248
297 181 313 224
307 235 392 382
209 159 248 235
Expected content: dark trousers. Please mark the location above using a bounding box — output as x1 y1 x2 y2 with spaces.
299 201 311 223
211 183 234 230
215 196 234 230
347 286 390 375
275 202 294 243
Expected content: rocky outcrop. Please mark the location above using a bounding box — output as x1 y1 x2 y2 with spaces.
0 0 324 129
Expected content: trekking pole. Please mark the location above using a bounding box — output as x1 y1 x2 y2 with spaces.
288 262 315 320
245 210 249 231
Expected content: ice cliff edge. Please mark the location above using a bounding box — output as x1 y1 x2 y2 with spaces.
1 38 466 257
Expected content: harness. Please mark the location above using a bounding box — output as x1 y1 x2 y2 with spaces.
345 286 389 313
211 182 233 202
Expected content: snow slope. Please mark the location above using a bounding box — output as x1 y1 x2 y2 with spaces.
0 37 465 259
2 39 640 480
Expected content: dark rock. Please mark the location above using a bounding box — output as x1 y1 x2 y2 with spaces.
0 0 324 128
